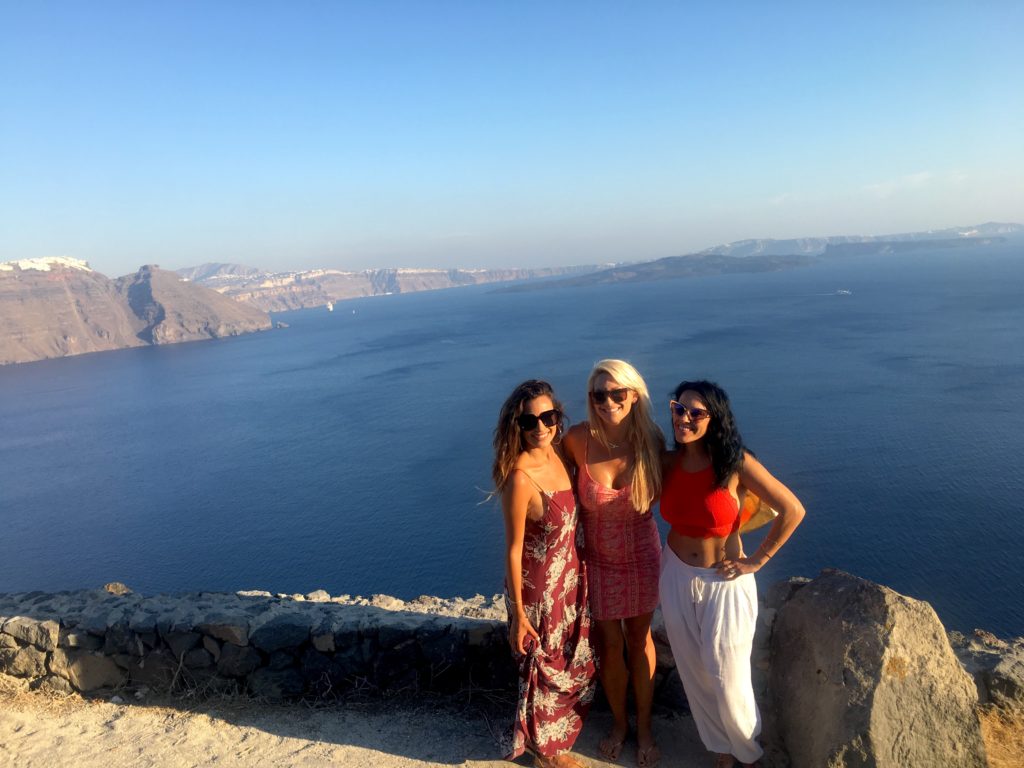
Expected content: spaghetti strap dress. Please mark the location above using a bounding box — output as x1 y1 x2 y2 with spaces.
577 438 661 621
504 475 596 760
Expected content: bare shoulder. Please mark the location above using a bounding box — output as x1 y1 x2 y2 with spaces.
739 450 774 485
739 450 803 513
565 421 589 443
563 422 589 463
504 466 538 501
741 449 765 472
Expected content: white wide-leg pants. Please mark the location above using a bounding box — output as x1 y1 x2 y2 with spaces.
659 546 763 763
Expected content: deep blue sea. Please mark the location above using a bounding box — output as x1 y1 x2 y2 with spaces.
2 241 1022 637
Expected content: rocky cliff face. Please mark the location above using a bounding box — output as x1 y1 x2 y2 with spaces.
0 259 272 366
0 258 146 364
179 264 604 312
117 265 272 345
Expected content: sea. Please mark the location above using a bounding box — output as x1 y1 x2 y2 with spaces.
1 240 1022 638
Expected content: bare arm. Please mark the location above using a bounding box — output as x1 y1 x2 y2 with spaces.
719 451 806 578
501 471 541 653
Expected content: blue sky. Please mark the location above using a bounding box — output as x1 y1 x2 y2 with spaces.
2 1 1021 276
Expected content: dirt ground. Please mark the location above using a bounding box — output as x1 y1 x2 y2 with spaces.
0 677 709 768
3 674 1016 767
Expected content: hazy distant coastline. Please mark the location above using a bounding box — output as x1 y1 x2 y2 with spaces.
1 222 1019 366
500 224 1020 291
178 263 606 313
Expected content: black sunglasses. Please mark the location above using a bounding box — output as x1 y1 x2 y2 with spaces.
590 388 630 405
516 409 562 431
670 401 710 421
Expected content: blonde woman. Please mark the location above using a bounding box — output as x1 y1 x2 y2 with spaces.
563 360 665 767
494 379 596 768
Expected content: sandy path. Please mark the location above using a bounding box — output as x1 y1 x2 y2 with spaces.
0 687 708 768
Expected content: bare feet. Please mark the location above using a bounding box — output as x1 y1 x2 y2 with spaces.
637 740 661 768
713 754 735 768
598 723 629 761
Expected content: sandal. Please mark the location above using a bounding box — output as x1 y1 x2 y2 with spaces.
637 742 661 767
598 726 629 760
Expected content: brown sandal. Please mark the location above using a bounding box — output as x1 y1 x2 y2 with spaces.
637 742 661 767
598 727 629 761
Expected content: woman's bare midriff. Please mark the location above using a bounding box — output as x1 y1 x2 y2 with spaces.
666 530 731 568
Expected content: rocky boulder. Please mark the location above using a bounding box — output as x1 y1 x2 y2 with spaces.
950 629 1024 712
770 569 986 767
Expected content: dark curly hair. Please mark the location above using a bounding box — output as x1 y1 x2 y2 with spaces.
492 380 565 490
672 379 744 488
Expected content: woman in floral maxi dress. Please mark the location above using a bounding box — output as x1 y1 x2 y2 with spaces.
493 380 596 768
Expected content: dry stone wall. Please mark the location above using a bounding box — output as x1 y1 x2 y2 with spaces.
3 573 1020 767
0 588 515 700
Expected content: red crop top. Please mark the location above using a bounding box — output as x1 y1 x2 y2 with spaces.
660 463 740 539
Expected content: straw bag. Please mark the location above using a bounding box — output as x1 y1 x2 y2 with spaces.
738 489 778 533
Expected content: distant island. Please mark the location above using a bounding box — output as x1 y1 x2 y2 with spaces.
1 222 1019 366
498 222 1021 291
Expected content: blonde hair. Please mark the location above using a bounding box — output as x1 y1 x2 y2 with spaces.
586 359 664 512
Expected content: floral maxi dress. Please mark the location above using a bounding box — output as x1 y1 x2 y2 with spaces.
505 485 596 759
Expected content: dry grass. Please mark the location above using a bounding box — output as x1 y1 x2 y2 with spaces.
979 706 1024 768
0 672 81 717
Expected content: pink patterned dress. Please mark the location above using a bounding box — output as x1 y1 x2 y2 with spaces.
504 483 596 760
578 456 662 621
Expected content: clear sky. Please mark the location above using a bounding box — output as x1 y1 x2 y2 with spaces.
2 1 1021 276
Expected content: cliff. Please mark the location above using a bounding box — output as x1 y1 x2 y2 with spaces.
178 264 606 312
0 259 272 366
117 265 272 345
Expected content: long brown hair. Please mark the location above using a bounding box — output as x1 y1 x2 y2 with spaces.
492 379 565 490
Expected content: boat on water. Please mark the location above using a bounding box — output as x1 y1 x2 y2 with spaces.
326 301 334 312
836 289 852 295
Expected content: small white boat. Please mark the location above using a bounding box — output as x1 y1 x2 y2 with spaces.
326 301 334 312
835 289 852 295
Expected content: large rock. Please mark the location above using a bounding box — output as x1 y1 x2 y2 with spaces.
771 570 986 767
948 630 1024 710
164 630 201 659
49 649 127 691
986 645 1024 712
250 613 309 653
1 616 59 651
5 651 47 679
196 617 249 647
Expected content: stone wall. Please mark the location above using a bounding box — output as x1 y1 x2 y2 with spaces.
0 588 516 700
3 573 1021 766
